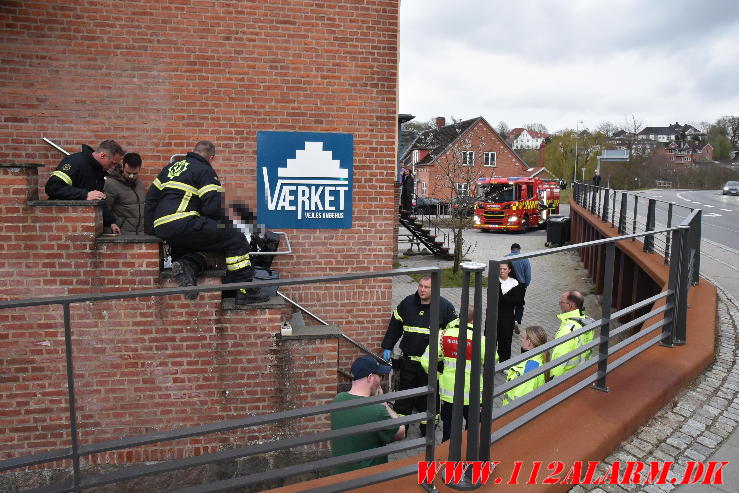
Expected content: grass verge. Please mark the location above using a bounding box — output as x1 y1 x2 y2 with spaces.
409 267 489 288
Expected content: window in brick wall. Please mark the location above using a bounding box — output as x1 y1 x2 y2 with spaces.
484 151 496 167
421 181 427 197
455 182 470 195
461 151 474 166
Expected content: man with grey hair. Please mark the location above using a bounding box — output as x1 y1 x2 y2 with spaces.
144 140 267 306
45 139 125 234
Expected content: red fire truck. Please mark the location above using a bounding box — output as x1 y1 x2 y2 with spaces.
472 176 563 232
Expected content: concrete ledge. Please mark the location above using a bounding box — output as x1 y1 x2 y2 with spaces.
280 324 341 340
270 202 717 493
28 199 103 207
96 233 161 244
0 163 44 168
221 296 284 311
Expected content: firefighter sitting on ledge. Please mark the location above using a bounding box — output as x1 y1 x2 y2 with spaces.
144 140 267 306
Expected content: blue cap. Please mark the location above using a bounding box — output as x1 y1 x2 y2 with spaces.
350 355 392 380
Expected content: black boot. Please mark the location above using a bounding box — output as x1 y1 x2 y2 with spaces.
235 287 269 307
171 259 198 300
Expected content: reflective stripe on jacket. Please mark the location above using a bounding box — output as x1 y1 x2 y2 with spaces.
381 292 457 357
550 309 595 378
502 352 547 406
419 319 486 405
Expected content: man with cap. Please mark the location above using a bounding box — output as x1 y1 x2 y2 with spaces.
330 355 406 474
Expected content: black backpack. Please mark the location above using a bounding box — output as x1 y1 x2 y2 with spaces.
250 231 280 269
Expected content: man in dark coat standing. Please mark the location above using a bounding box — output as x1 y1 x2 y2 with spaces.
400 167 414 214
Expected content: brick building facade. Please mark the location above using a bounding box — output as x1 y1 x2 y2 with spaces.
402 117 530 202
0 0 400 486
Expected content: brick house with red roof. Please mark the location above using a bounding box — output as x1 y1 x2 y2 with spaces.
400 117 530 202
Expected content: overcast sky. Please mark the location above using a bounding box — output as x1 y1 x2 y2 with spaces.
399 0 739 133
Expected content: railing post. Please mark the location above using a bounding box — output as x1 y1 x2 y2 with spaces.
664 203 674 265
601 187 610 222
63 303 83 493
674 225 690 345
610 190 616 225
632 195 638 239
424 269 441 466
618 192 627 234
448 269 470 465
690 210 701 285
593 243 615 392
664 227 682 347
590 186 598 214
644 198 656 253
478 259 500 463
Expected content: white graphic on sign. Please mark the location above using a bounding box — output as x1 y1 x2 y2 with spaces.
262 141 349 220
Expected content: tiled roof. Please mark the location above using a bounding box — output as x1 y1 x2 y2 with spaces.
398 130 418 163
409 117 480 165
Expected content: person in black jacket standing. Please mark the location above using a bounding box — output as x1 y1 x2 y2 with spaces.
144 141 267 306
497 261 524 361
381 276 456 435
400 167 414 214
45 140 124 234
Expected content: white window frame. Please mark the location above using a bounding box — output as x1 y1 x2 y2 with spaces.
421 181 427 198
461 151 474 166
455 182 470 196
484 151 496 167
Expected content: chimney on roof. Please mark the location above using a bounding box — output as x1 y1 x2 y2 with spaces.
435 117 446 128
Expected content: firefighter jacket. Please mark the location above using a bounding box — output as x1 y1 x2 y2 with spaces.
502 352 547 406
103 168 145 234
144 152 226 236
550 308 595 378
45 144 116 226
419 319 487 406
381 292 456 358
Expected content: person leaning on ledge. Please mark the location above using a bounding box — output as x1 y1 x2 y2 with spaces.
45 139 125 235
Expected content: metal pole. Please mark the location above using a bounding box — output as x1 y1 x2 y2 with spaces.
664 203 674 264
478 260 500 461
618 192 627 234
632 195 638 238
465 266 485 463
448 270 470 462
644 199 656 253
601 187 609 222
63 303 82 493
424 270 441 463
691 210 701 285
664 227 682 347
610 190 616 225
590 186 597 215
593 243 615 392
674 226 690 345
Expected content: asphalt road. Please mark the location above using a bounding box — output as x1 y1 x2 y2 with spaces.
627 188 739 298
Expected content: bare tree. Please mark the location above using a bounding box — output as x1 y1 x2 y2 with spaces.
595 121 619 137
496 121 510 140
430 132 487 274
524 123 548 134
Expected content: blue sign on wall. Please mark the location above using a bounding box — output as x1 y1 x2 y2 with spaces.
257 131 353 229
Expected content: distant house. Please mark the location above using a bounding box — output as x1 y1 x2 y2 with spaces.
654 141 714 166
400 116 529 201
509 128 548 149
632 122 703 155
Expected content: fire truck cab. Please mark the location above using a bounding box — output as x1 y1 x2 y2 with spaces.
472 176 562 233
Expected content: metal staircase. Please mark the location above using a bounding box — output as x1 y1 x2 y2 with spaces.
399 212 453 260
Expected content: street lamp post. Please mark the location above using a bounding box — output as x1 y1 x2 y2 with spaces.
573 120 583 184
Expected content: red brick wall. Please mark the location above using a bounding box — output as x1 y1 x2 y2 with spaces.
0 0 399 349
0 0 400 471
421 119 529 200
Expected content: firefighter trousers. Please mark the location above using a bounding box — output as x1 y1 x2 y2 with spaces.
395 357 438 435
160 216 254 283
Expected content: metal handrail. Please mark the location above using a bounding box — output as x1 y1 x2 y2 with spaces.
2 194 701 492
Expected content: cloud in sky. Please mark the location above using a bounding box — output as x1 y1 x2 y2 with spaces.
400 0 739 132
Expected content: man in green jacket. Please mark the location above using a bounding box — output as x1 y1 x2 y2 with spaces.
330 355 405 474
550 290 594 378
104 153 146 234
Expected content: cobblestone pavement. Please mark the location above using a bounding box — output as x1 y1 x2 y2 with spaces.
569 283 739 493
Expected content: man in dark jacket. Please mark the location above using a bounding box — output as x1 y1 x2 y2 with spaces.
45 140 124 234
144 141 267 306
400 167 414 214
104 152 146 234
381 276 456 435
